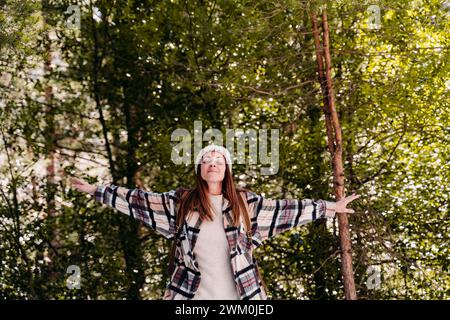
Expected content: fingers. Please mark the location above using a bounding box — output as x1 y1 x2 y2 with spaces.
345 193 361 203
336 193 360 214
69 177 84 187
70 177 82 183
337 208 355 214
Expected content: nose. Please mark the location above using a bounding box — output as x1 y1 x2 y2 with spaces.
208 164 216 170
208 162 217 171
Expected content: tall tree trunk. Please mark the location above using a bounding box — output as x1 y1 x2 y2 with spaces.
311 10 357 300
121 94 146 300
42 1 61 290
88 1 145 299
310 14 335 156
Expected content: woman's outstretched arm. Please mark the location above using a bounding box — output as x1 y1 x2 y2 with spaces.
250 191 360 242
69 177 178 239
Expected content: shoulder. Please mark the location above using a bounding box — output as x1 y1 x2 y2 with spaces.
172 187 194 202
236 188 260 203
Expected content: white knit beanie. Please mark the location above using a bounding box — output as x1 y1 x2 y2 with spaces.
194 144 232 173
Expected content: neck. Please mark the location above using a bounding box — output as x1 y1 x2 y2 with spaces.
207 182 222 195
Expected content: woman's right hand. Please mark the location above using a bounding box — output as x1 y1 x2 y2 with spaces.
69 177 97 195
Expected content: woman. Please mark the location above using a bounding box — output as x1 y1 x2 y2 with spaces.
70 144 360 300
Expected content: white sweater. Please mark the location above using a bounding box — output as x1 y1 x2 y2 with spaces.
192 194 240 300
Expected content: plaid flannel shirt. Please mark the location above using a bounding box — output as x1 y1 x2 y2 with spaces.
93 185 337 300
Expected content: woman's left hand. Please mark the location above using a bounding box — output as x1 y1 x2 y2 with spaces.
335 193 361 214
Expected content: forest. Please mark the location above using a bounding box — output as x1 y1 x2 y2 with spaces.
0 0 449 299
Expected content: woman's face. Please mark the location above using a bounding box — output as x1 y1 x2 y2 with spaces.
200 151 226 183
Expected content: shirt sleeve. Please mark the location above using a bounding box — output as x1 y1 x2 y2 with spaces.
93 184 178 239
253 194 336 242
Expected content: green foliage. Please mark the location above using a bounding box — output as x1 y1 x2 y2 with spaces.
0 0 448 299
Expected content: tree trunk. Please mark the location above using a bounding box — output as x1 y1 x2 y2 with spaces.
88 1 145 299
311 10 358 300
42 2 61 289
121 93 146 300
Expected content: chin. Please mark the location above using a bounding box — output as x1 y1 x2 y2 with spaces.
205 176 224 183
202 172 224 182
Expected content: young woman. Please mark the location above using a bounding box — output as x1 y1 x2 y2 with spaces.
70 144 360 300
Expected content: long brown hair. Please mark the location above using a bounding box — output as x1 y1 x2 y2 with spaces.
168 163 268 293
177 163 249 227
